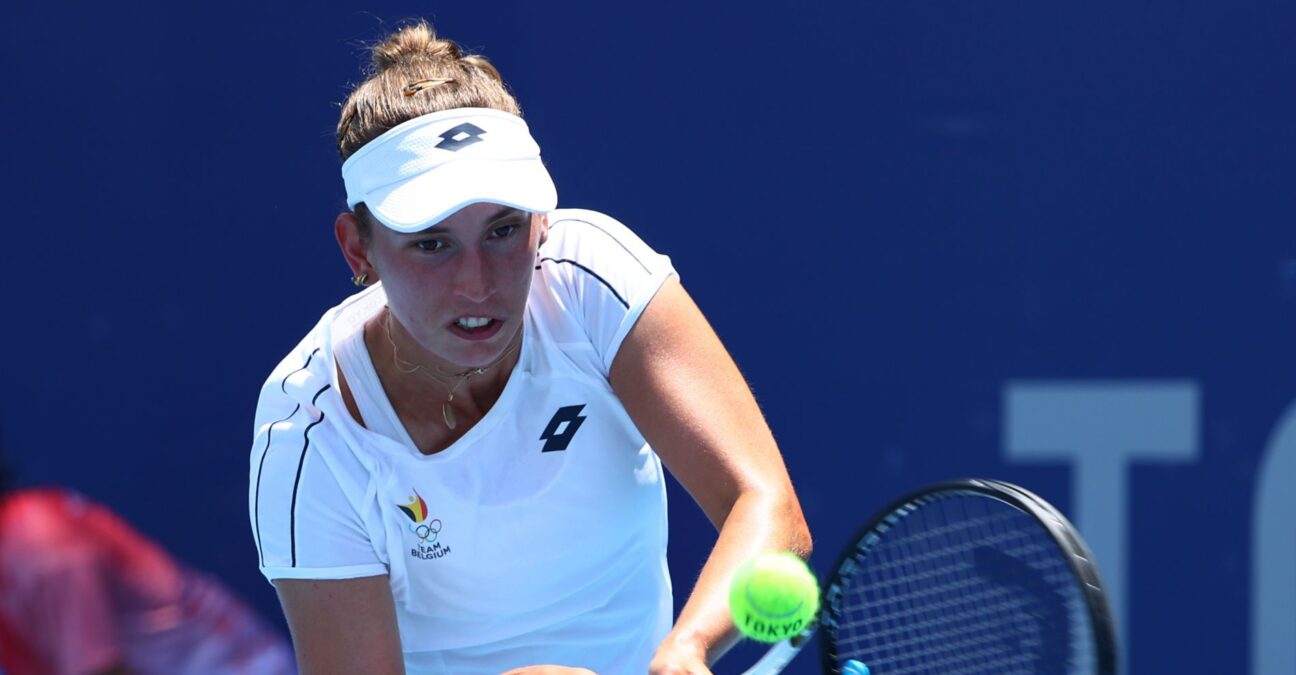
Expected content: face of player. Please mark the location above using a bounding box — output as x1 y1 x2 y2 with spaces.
363 202 547 371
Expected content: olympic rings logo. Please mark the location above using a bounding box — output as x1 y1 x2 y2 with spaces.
411 518 443 543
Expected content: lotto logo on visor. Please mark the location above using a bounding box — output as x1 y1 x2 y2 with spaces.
342 107 558 233
436 122 486 151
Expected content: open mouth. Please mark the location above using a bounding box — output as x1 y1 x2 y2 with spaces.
448 316 504 341
455 316 495 331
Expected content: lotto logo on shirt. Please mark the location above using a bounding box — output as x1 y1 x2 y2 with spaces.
398 490 451 561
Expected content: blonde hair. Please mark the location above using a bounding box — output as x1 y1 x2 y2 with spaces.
336 20 521 162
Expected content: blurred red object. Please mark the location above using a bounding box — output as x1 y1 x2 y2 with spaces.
0 489 295 675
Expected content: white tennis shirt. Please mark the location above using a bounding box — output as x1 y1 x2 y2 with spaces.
249 209 676 673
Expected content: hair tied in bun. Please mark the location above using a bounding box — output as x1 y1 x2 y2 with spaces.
402 78 454 97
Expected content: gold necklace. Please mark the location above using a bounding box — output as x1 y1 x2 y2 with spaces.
382 309 520 430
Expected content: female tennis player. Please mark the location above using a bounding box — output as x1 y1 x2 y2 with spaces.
248 20 811 675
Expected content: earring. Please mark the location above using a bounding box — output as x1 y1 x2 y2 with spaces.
351 272 368 287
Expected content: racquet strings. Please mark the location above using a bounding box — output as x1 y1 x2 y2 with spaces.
831 492 1096 674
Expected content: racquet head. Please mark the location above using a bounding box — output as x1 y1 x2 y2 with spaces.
818 478 1118 674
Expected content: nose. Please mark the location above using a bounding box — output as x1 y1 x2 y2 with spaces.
451 245 492 303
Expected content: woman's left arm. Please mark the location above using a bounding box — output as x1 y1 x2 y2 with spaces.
610 277 813 674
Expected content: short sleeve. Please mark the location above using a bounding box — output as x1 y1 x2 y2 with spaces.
538 210 677 371
249 397 388 583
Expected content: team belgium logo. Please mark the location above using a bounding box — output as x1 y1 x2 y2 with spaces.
398 490 451 561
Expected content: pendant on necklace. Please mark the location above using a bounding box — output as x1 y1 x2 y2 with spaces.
443 402 457 430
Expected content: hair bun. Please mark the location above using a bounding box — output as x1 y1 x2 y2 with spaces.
337 19 521 160
370 21 462 72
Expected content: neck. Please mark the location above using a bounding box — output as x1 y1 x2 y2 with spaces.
375 308 523 409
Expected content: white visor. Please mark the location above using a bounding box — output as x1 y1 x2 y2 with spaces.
342 108 558 233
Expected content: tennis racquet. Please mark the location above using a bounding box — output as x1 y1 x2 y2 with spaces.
741 478 1118 674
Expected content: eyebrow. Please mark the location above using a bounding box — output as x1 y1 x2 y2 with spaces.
412 206 525 235
487 206 526 223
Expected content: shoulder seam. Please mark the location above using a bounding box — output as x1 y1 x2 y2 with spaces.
536 257 629 309
281 347 322 393
549 217 650 273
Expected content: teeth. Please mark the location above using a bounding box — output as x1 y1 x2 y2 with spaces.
456 317 491 329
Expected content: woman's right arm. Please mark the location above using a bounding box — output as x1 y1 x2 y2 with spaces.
274 575 406 675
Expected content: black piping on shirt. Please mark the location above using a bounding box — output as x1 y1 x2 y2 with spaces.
289 384 332 567
536 257 630 309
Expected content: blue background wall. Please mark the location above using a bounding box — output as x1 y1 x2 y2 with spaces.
3 2 1293 672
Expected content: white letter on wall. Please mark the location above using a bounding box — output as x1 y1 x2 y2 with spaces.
1253 400 1296 674
1004 380 1199 667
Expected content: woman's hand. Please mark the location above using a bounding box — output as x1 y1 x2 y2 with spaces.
647 637 714 675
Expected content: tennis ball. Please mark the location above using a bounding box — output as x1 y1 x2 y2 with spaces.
728 551 819 643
